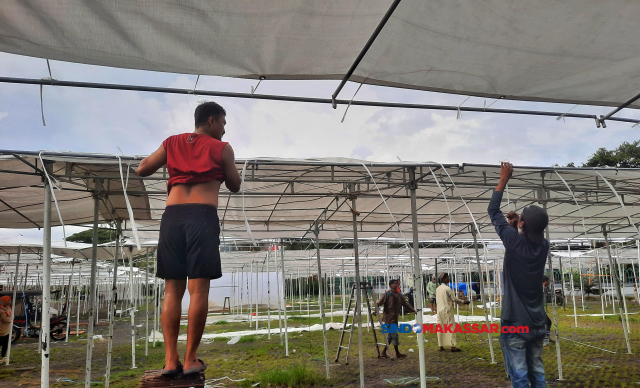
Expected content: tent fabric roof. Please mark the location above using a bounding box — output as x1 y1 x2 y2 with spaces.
0 154 152 228
2 150 640 245
2 1 640 108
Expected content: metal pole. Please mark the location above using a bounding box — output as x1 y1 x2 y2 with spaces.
274 246 283 344
249 262 253 326
145 248 149 356
330 0 402 105
6 77 640 124
314 224 330 378
568 246 578 328
542 190 563 380
152 255 159 346
577 257 585 311
84 179 101 388
280 239 289 356
76 274 81 336
64 261 74 342
471 225 496 363
105 221 121 388
559 257 567 311
350 184 365 388
128 247 136 369
267 249 271 339
408 167 427 388
569 258 578 327
595 246 606 319
330 264 334 323
255 262 260 330
615 245 630 333
602 226 632 354
6 249 20 365
41 174 53 388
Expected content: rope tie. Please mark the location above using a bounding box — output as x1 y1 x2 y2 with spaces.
556 104 579 122
251 76 265 96
117 156 141 250
456 96 470 120
341 83 363 123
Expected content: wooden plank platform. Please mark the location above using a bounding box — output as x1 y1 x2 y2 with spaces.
139 370 205 388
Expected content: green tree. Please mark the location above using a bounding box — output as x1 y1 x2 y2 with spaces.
583 140 640 168
66 228 116 244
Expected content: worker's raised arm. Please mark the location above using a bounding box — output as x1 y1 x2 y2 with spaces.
222 144 241 193
137 144 167 177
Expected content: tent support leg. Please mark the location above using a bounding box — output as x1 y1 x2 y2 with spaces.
280 239 289 356
602 226 632 354
314 224 330 378
409 167 427 388
105 220 121 388
84 178 102 388
349 184 365 388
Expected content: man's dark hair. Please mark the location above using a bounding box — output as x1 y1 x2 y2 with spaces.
194 101 226 127
389 279 399 287
542 275 549 282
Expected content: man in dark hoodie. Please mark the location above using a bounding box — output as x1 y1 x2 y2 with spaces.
488 162 549 388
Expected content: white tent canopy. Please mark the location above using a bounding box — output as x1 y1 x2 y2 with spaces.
2 1 640 108
3 151 640 244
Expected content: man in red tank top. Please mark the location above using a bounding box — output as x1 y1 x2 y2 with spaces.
138 101 241 375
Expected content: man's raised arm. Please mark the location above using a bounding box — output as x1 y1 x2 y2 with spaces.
137 144 167 177
222 144 241 193
488 162 518 247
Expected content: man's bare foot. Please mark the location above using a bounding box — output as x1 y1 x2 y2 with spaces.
438 346 445 351
380 351 390 359
396 352 407 359
183 358 201 371
163 357 181 371
161 358 182 376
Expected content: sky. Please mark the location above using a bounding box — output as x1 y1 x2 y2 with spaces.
1 51 640 242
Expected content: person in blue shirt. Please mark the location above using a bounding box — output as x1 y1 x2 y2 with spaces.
488 162 549 388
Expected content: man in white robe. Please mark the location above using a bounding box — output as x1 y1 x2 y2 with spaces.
436 272 469 352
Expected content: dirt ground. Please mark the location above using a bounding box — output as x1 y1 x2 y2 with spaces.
1 299 639 387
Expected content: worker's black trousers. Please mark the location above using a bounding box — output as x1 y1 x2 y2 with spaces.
0 334 9 357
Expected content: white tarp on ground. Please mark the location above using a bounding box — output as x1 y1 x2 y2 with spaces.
152 313 493 341
2 1 640 107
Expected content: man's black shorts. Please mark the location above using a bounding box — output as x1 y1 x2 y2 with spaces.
157 204 222 280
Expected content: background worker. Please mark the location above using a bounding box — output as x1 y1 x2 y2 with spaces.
427 276 437 315
376 279 416 360
0 296 12 363
138 101 242 376
488 162 549 387
436 272 470 352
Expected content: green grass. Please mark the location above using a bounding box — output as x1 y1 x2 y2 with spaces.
3 299 639 387
238 334 258 343
240 364 328 387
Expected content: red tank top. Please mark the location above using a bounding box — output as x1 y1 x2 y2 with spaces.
162 133 228 193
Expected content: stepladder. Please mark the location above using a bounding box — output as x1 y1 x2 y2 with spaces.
222 296 231 314
334 281 385 364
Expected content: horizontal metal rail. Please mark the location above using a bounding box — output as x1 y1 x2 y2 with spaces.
2 77 639 124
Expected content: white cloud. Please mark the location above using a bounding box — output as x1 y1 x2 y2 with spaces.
0 112 7 121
